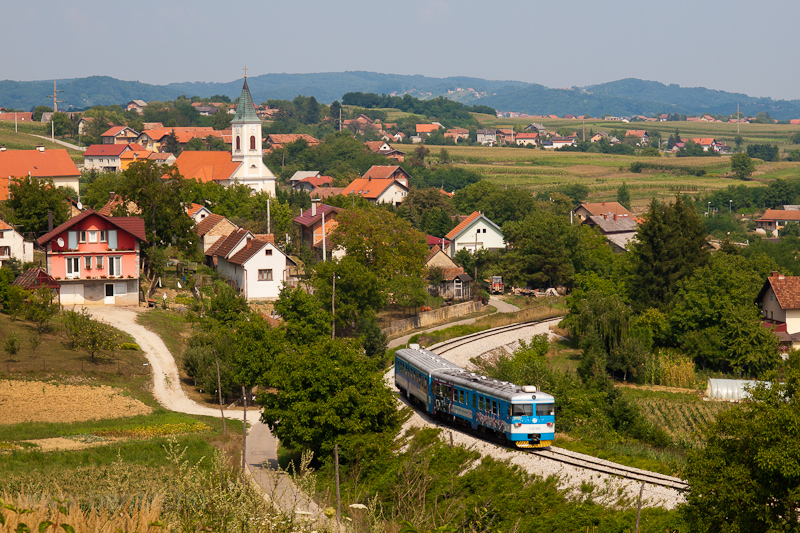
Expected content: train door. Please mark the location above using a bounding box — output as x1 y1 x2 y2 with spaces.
432 379 453 415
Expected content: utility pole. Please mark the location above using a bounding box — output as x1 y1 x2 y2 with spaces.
737 103 740 135
241 385 247 478
331 271 335 339
339 105 342 132
213 348 226 435
47 80 63 113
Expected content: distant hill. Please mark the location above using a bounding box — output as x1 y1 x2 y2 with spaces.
2 72 800 120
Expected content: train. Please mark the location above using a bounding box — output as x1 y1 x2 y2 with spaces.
394 345 554 448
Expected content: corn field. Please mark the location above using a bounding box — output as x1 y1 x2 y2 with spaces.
640 349 696 388
635 396 729 449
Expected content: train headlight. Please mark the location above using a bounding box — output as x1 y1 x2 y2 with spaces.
514 422 522 428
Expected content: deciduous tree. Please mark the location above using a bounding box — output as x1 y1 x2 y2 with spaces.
7 176 70 234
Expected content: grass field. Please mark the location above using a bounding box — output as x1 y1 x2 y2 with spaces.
0 120 84 163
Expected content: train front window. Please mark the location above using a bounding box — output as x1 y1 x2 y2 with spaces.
536 403 555 416
512 404 533 416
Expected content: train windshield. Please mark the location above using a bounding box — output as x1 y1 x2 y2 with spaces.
512 404 533 416
536 403 554 416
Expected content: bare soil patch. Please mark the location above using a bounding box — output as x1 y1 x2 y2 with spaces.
0 379 152 425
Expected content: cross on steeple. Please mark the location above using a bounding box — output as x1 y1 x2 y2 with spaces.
243 66 248 78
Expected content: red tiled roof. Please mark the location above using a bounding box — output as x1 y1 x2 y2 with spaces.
764 273 800 310
361 165 409 181
98 193 140 216
84 143 145 157
757 209 800 222
693 138 716 146
11 268 60 290
227 237 279 266
266 134 319 147
625 130 648 137
0 218 13 231
207 228 250 258
0 149 80 179
426 235 451 248
172 151 241 183
195 213 227 237
36 209 147 245
141 127 223 144
516 132 539 139
445 211 481 240
293 204 341 227
0 112 33 122
101 126 137 137
577 202 633 217
415 124 440 134
186 203 207 217
341 178 406 199
298 175 333 187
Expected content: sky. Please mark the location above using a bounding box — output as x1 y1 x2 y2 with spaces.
5 0 800 100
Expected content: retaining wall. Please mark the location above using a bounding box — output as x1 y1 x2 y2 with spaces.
382 300 484 337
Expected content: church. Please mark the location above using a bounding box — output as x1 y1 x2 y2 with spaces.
171 76 277 195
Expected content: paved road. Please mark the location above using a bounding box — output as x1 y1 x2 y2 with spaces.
89 305 327 526
489 295 520 313
28 133 86 152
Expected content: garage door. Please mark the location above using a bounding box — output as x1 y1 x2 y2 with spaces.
60 283 84 306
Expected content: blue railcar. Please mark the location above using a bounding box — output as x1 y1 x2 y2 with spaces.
395 346 554 448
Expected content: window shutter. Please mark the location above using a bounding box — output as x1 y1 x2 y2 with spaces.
108 230 118 250
68 231 78 249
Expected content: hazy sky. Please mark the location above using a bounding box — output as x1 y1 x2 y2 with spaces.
5 0 800 100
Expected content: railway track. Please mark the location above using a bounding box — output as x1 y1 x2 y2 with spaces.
530 447 688 491
431 317 563 356
418 317 690 493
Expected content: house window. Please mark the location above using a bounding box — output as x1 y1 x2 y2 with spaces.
88 230 98 243
84 256 92 269
109 256 122 277
250 136 256 150
0 246 10 257
96 256 104 270
66 257 80 279
68 231 78 249
236 136 241 151
265 249 272 256
100 230 107 243
79 231 87 243
258 269 273 281
108 230 118 250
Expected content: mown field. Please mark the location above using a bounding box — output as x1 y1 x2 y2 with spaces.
0 120 84 163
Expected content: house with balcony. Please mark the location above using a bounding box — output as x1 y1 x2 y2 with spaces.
0 219 33 267
36 209 147 306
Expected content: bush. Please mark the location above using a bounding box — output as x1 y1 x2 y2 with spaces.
4 332 20 357
119 342 140 350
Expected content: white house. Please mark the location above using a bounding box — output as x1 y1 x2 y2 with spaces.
217 235 296 300
0 219 33 267
476 129 497 146
444 211 505 257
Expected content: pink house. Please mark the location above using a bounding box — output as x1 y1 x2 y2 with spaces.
36 209 147 306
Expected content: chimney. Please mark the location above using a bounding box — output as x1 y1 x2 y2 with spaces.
311 199 319 217
36 144 45 152
109 191 115 202
614 214 617 221
772 271 779 277
246 237 252 250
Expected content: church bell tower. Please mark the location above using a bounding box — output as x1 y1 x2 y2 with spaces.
231 74 262 166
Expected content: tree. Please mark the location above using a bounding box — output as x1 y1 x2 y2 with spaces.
730 153 755 179
274 286 332 346
31 105 51 122
51 112 73 136
116 161 194 250
791 132 800 145
204 281 250 326
259 338 401 460
64 308 119 362
163 130 181 154
329 100 342 129
184 137 206 151
24 288 60 332
746 143 779 162
6 176 70 233
683 353 800 531
616 181 631 210
629 196 709 311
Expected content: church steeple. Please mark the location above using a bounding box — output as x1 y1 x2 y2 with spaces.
232 77 260 123
231 75 262 163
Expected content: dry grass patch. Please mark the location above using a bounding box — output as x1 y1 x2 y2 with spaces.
0 379 151 425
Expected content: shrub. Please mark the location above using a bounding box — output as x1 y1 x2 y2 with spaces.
4 332 20 356
119 342 140 350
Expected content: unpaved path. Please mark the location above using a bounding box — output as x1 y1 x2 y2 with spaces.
88 306 327 525
488 295 520 313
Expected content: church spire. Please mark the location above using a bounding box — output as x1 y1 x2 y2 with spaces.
233 76 260 123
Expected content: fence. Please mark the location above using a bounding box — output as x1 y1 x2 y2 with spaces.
381 300 485 337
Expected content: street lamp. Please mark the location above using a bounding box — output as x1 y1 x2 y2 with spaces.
729 200 732 213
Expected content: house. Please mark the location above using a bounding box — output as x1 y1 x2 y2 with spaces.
195 213 238 254
524 123 547 134
755 209 800 236
425 246 472 300
548 136 577 149
83 143 148 172
186 203 213 223
590 132 609 143
36 209 147 306
476 129 497 146
496 128 515 144
289 170 322 185
625 130 649 145
126 100 148 114
756 271 800 353
443 211 505 257
341 165 410 206
216 234 297 301
515 132 539 146
0 147 81 199
146 152 176 165
415 124 441 138
265 134 320 151
100 126 140 145
292 202 343 260
364 141 405 162
0 112 33 123
692 138 719 152
292 174 333 192
135 127 230 152
309 187 346 200
204 227 253 266
119 146 154 170
444 128 469 143
97 193 139 217
0 219 33 266
582 214 638 252
573 201 633 222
